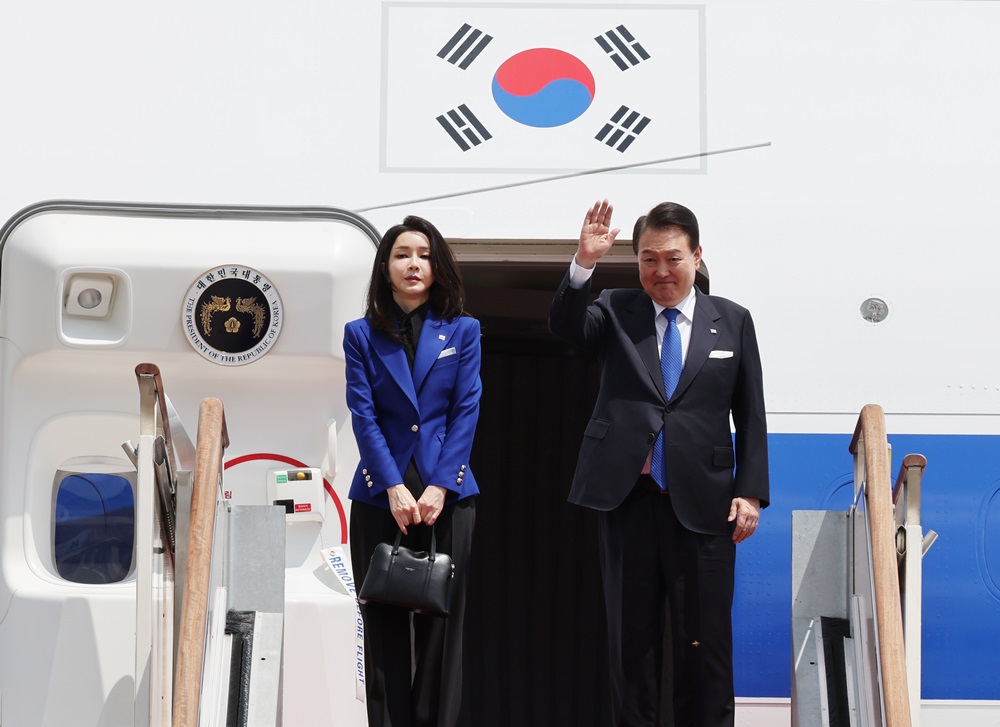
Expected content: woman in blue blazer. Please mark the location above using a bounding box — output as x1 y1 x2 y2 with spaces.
345 215 481 727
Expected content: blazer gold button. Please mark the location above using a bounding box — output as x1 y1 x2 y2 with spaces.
411 424 419 432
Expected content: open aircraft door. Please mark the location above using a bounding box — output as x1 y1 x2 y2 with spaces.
0 202 378 726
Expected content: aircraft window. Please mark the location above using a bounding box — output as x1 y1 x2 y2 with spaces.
54 472 135 583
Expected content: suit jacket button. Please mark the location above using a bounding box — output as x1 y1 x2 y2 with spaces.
411 424 419 432
362 468 368 475
367 482 373 488
460 464 467 471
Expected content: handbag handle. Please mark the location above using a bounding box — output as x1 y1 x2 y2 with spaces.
391 526 438 561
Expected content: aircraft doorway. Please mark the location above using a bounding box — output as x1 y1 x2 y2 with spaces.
458 250 636 727
457 243 710 725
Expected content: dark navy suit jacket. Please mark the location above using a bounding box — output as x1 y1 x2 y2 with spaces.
549 273 769 534
344 310 481 509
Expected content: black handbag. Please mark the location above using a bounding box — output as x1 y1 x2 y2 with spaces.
358 527 455 617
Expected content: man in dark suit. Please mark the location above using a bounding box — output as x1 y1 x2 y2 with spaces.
549 200 769 727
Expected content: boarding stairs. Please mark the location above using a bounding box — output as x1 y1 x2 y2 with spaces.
792 404 937 727
131 364 285 727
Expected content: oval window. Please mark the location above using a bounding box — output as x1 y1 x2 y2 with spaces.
980 486 1000 602
54 470 135 583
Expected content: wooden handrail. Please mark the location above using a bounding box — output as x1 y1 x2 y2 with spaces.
172 398 229 727
849 404 912 727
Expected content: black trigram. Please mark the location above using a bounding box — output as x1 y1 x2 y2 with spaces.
437 105 493 151
595 25 650 71
437 24 493 69
596 106 651 152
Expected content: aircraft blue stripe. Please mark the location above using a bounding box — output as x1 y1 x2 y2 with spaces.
735 432 1000 699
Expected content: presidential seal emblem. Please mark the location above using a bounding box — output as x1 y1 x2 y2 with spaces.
183 266 283 365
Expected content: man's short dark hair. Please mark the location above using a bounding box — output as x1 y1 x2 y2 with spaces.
631 202 700 254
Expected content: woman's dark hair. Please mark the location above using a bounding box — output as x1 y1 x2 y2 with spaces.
365 215 466 340
631 201 700 254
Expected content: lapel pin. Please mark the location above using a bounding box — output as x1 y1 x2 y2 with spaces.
438 334 446 341
710 328 717 334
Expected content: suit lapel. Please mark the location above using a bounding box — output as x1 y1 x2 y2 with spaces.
623 293 667 403
369 323 419 410
673 289 721 400
412 309 452 396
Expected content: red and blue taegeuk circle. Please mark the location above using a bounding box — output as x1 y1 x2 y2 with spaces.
492 48 595 128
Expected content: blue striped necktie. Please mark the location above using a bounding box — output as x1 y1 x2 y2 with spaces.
651 308 682 490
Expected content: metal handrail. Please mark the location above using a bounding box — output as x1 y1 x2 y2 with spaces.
135 364 178 552
134 363 179 727
893 454 927 507
893 453 931 726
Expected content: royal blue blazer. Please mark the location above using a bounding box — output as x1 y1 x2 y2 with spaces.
344 310 482 509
